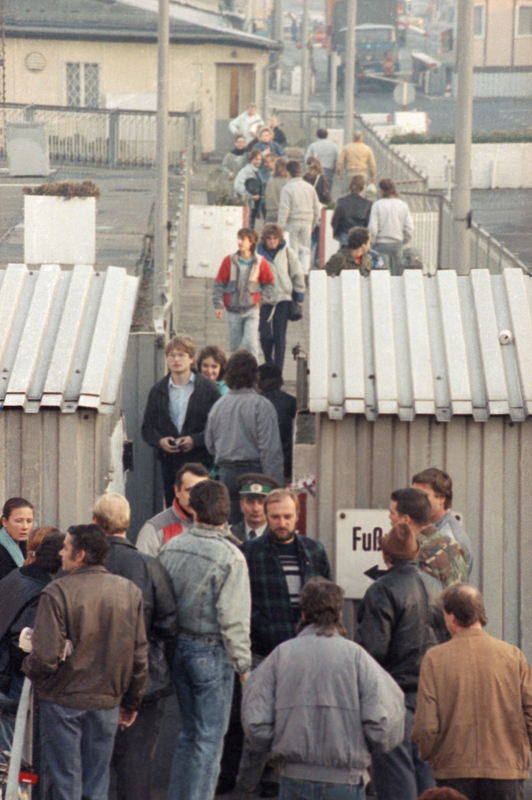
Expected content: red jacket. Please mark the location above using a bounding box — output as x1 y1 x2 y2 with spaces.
213 252 275 312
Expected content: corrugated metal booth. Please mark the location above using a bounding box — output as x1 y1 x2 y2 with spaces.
296 268 532 659
0 263 138 529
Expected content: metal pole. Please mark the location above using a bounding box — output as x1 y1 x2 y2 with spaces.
154 0 169 313
452 0 474 275
272 0 283 42
300 0 310 128
5 679 32 800
330 52 338 114
343 0 357 143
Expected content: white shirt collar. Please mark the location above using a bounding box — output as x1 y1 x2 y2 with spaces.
168 372 195 390
246 522 267 538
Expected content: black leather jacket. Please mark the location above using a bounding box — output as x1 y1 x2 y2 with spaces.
0 564 52 699
105 537 177 701
355 560 448 692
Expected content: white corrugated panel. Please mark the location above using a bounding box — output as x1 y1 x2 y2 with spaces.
309 268 531 421
0 264 138 414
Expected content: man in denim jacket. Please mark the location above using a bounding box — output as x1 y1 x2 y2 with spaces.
160 480 251 800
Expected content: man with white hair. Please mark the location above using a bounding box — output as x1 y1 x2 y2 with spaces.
93 493 177 800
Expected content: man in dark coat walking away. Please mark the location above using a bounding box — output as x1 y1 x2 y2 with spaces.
355 522 448 800
141 334 220 508
93 493 177 800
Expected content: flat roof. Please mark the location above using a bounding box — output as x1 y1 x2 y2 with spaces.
0 263 138 414
309 268 532 423
4 0 281 50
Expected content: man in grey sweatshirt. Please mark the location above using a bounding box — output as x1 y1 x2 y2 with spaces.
277 160 321 276
205 350 284 525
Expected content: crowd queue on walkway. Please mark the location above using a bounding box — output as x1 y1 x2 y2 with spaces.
222 103 415 278
0 109 529 800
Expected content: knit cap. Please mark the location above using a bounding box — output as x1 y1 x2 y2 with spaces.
381 522 421 561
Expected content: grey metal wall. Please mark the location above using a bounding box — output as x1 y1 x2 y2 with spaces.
301 413 532 659
122 332 165 541
0 407 117 530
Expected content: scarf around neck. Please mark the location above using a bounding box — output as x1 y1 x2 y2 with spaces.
0 527 24 568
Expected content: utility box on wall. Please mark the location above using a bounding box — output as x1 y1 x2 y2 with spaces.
186 205 247 278
6 123 50 177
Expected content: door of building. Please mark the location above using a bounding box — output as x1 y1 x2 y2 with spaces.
215 64 255 151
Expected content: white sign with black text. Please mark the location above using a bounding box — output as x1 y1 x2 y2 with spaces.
336 509 390 599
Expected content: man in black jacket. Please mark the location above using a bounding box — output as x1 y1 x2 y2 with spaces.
257 364 297 480
141 335 221 507
331 174 372 246
355 522 448 800
93 493 177 800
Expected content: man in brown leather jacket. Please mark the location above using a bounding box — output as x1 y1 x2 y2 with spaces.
24 524 148 800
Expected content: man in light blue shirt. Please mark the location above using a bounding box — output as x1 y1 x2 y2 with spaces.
306 128 338 186
168 371 195 434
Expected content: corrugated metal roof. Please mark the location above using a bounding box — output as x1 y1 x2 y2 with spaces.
309 268 532 423
0 264 138 414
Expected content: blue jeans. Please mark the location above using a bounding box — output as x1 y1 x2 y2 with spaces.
280 776 365 800
259 300 292 372
373 242 404 275
339 232 349 247
226 307 260 359
219 460 262 525
40 701 119 800
323 168 335 187
372 691 433 800
169 637 234 800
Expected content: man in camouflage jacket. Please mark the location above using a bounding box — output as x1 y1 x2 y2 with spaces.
389 488 469 587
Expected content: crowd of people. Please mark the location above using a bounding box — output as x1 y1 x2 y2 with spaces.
0 111 528 800
222 105 415 277
1 357 531 800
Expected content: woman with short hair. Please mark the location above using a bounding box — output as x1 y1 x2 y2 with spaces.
257 223 305 372
197 345 229 397
213 228 275 360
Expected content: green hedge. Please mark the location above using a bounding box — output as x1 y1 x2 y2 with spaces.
389 130 532 144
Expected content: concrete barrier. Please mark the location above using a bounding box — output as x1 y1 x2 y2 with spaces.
395 142 532 189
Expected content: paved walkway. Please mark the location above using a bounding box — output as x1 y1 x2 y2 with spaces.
179 162 310 391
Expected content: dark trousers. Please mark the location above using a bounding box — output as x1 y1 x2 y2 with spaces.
437 779 524 800
218 675 244 790
219 460 262 525
372 691 433 800
161 459 179 508
111 699 165 800
259 301 291 373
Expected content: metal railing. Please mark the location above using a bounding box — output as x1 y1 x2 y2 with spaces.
0 103 201 168
268 107 428 192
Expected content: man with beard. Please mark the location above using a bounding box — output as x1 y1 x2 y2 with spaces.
234 489 331 798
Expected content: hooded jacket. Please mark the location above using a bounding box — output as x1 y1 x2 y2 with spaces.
256 241 305 305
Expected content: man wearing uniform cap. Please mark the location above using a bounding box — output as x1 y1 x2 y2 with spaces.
231 474 280 544
355 523 448 800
